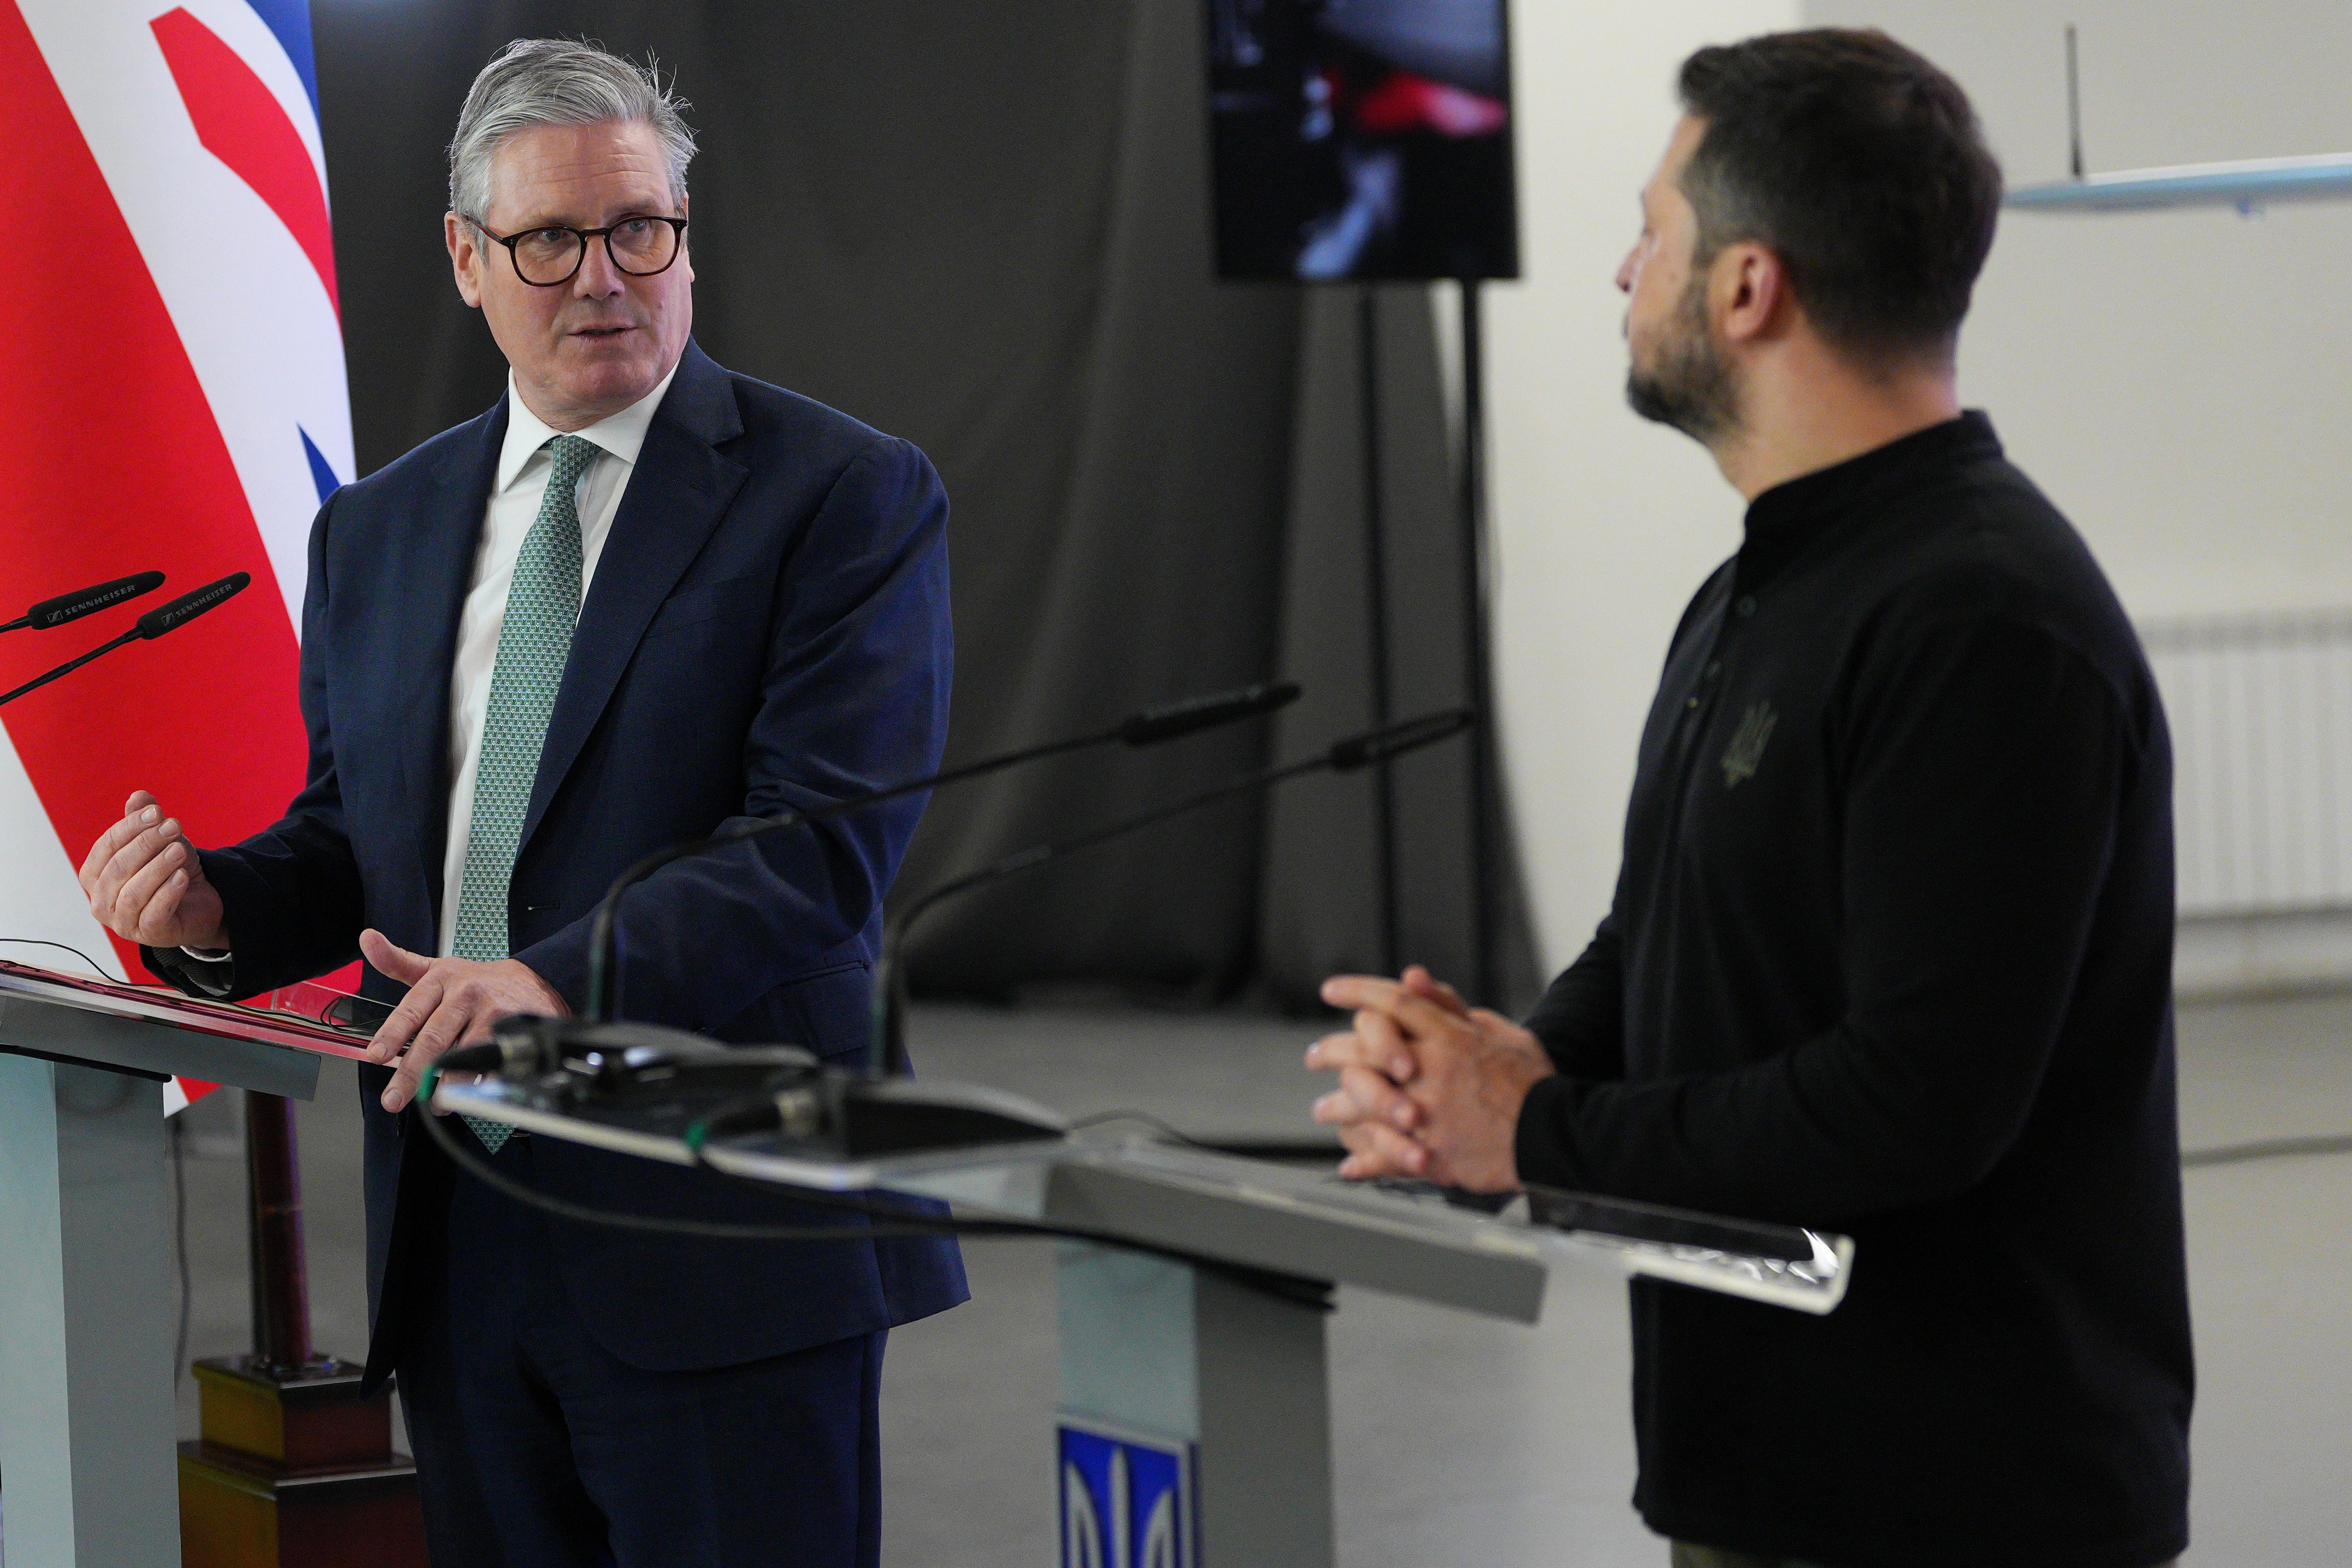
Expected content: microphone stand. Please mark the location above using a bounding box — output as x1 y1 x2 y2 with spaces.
0 623 156 707
584 680 1300 1021
868 708 1474 1079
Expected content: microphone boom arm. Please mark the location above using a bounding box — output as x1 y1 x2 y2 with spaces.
869 707 1473 1077
582 680 1302 1022
0 625 143 707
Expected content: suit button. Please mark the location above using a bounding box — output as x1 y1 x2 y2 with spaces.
1686 697 1700 710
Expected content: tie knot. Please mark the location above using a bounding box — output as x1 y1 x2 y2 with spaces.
546 434 598 482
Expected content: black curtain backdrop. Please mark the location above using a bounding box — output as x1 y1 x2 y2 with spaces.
314 1 1532 1009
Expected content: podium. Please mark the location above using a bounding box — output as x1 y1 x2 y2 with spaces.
0 961 373 1568
438 1070 1851 1568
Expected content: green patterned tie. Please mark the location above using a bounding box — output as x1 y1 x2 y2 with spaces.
451 433 597 1153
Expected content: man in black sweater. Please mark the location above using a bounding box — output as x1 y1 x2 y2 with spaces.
1307 31 2191 1568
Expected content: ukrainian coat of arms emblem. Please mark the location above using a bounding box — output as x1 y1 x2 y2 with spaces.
1722 702 1779 787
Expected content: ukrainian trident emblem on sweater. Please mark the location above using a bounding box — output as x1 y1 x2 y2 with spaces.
1722 702 1778 787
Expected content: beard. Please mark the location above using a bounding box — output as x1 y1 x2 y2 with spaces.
1624 275 1740 441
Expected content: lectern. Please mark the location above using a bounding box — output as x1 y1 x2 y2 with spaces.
0 961 372 1568
437 1072 1851 1568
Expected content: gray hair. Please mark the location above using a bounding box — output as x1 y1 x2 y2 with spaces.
448 39 697 221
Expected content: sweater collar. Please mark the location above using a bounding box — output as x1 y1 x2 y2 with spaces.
1743 410 2001 541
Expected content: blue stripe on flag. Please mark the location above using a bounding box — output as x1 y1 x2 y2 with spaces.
300 427 341 504
241 0 320 116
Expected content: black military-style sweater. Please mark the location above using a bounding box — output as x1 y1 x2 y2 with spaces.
1517 413 2192 1568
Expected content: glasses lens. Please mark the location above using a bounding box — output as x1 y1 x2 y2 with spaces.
511 227 583 284
609 218 679 275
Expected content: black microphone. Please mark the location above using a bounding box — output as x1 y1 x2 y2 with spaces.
583 679 1302 1021
865 707 1473 1081
1117 681 1299 744
1330 708 1474 771
0 571 253 709
136 571 250 639
0 570 166 634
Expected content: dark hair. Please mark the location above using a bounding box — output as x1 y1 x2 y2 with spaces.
1676 29 2002 366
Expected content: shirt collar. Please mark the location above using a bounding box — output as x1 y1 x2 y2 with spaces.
494 360 681 494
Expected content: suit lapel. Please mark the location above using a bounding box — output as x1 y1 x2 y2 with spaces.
396 399 507 936
520 343 747 857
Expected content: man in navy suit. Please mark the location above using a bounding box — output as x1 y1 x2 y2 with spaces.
76 37 963 1568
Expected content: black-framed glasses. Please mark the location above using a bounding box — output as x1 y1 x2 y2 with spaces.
471 215 688 287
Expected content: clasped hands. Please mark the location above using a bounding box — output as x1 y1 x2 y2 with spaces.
79 789 567 1115
1306 965 1556 1192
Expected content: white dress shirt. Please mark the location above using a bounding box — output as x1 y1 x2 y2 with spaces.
176 366 682 975
433 364 679 958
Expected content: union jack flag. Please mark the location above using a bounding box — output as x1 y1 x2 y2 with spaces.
0 0 350 1110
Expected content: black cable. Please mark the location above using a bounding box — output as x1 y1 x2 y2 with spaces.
0 937 115 975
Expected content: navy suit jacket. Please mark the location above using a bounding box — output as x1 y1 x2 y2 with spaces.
153 342 967 1383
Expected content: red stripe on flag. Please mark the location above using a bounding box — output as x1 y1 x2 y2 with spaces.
151 7 338 317
0 5 306 982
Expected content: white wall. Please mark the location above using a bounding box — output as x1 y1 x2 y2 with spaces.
1803 0 2352 621
1488 0 2352 976
1484 1 1797 975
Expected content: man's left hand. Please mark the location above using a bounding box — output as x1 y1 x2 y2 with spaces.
1311 969 1556 1192
359 929 568 1114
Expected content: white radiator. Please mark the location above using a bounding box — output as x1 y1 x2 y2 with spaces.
2142 612 2352 917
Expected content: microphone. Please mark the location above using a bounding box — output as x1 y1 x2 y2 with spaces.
1117 681 1299 744
583 679 1301 1021
1330 708 1474 771
136 571 250 639
0 571 252 709
866 708 1474 1080
456 710 1472 1163
0 570 166 634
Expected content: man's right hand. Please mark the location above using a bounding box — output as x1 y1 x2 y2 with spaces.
78 790 227 951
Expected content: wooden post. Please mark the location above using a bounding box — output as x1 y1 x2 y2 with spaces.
244 1091 312 1373
178 1090 426 1567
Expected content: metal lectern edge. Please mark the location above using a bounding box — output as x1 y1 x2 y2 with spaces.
436 1085 1855 1314
1040 1161 1547 1324
436 1085 1550 1323
0 994 321 1099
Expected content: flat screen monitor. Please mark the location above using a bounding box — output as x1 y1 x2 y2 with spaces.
1205 0 1520 282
